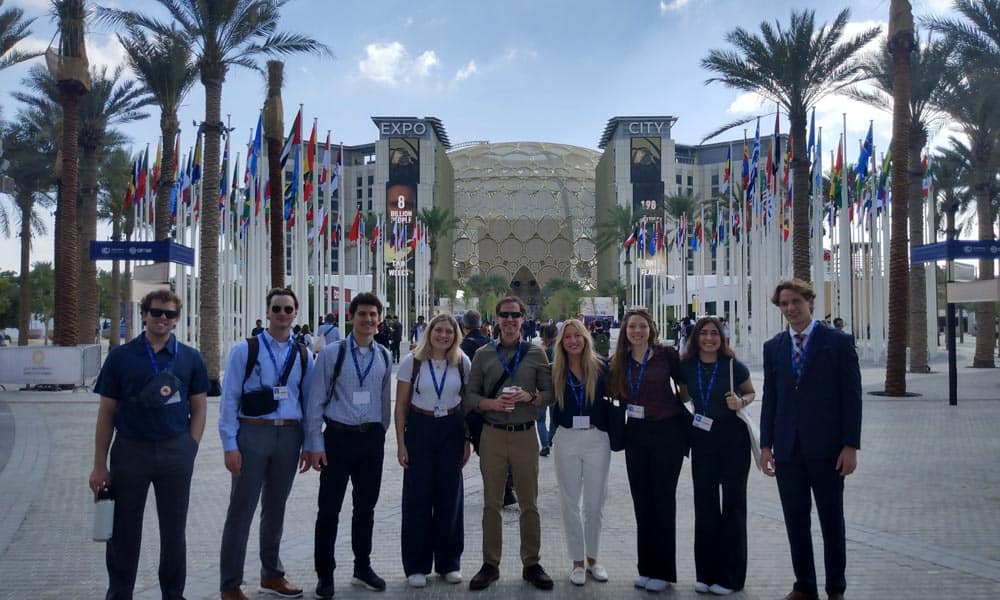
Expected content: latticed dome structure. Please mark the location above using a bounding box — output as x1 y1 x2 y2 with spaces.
449 142 601 299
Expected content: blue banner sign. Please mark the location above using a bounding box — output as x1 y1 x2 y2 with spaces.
89 241 195 266
911 240 1000 264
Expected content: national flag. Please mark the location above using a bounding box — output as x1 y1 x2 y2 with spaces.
283 111 302 221
722 145 731 196
420 223 429 254
191 133 202 185
124 158 137 210
280 108 302 166
410 223 419 251
771 107 781 183
181 150 193 207
330 146 341 193
677 214 687 248
370 216 380 252
747 119 760 203
319 132 330 193
647 222 657 256
921 154 933 198
856 122 874 180
348 211 361 243
135 146 149 203
219 134 230 210
765 136 775 201
812 127 823 196
623 223 639 248
783 130 793 206
741 135 749 189
656 222 664 252
332 223 341 247
152 140 162 189
876 147 892 210
732 207 741 237
806 107 815 167
637 222 647 253
830 137 844 207
303 121 317 202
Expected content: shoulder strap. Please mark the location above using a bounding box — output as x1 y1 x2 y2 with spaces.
458 358 466 397
242 337 259 386
326 339 348 404
296 342 308 402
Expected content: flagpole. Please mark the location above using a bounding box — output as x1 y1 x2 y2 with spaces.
838 120 852 337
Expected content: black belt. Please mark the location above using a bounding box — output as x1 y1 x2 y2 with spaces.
324 417 379 432
487 421 534 432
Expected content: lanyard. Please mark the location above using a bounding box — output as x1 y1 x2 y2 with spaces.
143 334 177 374
696 358 720 414
350 336 376 387
567 370 585 414
260 333 296 386
627 347 651 399
493 341 524 380
427 359 448 401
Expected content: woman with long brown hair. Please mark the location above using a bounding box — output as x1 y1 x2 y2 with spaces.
607 309 687 593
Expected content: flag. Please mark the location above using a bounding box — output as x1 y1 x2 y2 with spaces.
348 211 361 243
637 223 647 253
135 146 149 203
623 223 639 248
370 216 380 252
219 134 230 210
409 223 418 251
283 111 302 221
722 145 731 196
876 147 892 210
806 107 815 167
656 221 664 252
191 133 202 185
420 223 428 254
746 119 760 203
830 137 844 207
812 127 823 196
181 150 193 207
280 108 302 166
856 122 874 179
647 222 657 256
303 121 317 202
124 158 137 210
921 154 933 198
332 223 341 247
319 132 330 194
783 130 793 206
741 135 749 190
152 140 162 189
771 107 781 183
330 146 341 192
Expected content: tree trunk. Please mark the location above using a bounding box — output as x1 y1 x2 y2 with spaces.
790 108 811 282
156 115 180 241
54 83 84 346
972 169 996 368
264 61 285 289
884 15 914 395
907 128 929 372
109 211 122 348
77 146 100 344
199 77 224 393
17 193 32 346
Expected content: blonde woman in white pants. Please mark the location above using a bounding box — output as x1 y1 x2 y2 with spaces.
550 319 612 586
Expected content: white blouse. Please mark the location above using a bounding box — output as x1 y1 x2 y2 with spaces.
396 353 471 412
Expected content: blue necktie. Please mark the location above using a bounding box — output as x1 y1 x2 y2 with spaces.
792 333 806 377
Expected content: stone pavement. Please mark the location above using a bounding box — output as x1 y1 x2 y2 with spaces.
0 338 998 599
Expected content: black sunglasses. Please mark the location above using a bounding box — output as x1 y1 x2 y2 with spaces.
271 305 295 314
147 308 179 319
498 311 523 319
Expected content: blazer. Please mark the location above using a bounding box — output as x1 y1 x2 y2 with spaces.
760 323 862 462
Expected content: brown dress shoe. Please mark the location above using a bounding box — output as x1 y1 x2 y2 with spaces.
220 588 248 600
469 563 500 591
783 592 820 600
260 576 303 598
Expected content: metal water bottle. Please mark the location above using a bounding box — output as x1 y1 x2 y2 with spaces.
92 486 114 542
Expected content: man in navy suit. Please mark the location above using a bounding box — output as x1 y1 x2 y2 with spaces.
760 279 862 600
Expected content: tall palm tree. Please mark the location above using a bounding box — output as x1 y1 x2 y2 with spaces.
594 204 643 305
416 205 460 311
703 8 881 282
852 35 950 373
97 147 133 347
118 24 197 242
47 0 89 346
264 59 285 288
100 1 331 392
0 0 42 71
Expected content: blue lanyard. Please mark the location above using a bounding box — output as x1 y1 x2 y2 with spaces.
350 336 376 387
696 358 720 414
493 341 524 380
627 347 651 399
143 334 177 374
427 359 448 401
567 370 586 414
260 333 296 387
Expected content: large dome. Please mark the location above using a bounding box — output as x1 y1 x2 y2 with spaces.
449 142 601 298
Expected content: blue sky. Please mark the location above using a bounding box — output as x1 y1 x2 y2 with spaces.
0 0 959 272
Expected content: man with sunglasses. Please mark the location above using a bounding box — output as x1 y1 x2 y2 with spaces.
218 288 314 599
89 289 209 600
465 296 555 591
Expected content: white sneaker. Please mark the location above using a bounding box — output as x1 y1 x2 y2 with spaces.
443 571 462 584
695 581 711 593
569 567 586 586
587 563 609 582
634 576 650 589
406 574 427 588
709 583 735 595
645 578 670 592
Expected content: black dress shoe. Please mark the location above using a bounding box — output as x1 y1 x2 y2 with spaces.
522 563 554 590
351 567 386 592
469 563 500 591
314 577 334 599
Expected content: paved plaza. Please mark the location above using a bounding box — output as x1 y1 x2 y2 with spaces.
0 338 998 599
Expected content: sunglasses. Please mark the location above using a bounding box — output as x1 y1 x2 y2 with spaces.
498 311 523 319
147 308 179 319
271 305 295 314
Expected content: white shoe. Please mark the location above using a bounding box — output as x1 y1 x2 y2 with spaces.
709 583 735 595
634 576 650 589
587 563 608 582
406 574 427 588
695 581 711 593
443 571 462 584
645 578 670 592
569 567 586 586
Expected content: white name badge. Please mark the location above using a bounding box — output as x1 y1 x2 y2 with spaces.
626 404 645 419
273 386 289 401
572 415 591 429
353 391 371 405
692 413 714 431
434 405 449 418
165 392 182 405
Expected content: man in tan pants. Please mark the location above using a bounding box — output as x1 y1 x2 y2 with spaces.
465 296 555 591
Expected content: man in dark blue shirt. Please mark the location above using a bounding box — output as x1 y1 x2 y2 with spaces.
89 289 209 600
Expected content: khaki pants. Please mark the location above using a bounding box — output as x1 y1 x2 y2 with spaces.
479 425 541 567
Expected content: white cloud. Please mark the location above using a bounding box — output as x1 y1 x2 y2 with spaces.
357 41 440 86
454 59 478 82
659 0 691 14
727 91 768 114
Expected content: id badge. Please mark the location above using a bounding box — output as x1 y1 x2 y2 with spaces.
572 415 591 429
433 405 449 418
626 404 645 419
353 391 371 405
273 386 289 401
164 392 182 405
693 413 714 431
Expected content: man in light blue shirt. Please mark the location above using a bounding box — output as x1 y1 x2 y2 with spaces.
305 292 393 598
218 288 314 600
319 313 340 344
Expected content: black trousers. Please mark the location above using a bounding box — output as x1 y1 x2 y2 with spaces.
105 433 197 600
776 443 847 596
400 411 465 576
314 424 385 579
624 413 688 582
690 418 750 590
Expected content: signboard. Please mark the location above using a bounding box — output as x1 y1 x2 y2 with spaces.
385 184 417 274
633 181 666 276
89 240 195 266
911 240 1000 263
0 344 102 385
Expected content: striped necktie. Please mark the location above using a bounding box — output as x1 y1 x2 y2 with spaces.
792 332 806 377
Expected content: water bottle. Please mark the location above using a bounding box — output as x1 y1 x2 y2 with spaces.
93 486 114 542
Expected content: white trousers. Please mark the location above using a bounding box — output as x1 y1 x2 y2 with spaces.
552 425 612 562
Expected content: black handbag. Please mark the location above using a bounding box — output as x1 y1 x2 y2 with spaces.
240 388 277 416
606 397 627 452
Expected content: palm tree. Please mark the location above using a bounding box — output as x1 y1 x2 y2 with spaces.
594 204 643 305
703 8 881 282
416 205 460 311
47 0 89 346
100 1 331 392
932 139 975 238
97 147 133 347
264 59 285 288
464 273 509 321
118 24 197 242
852 35 951 374
0 0 42 71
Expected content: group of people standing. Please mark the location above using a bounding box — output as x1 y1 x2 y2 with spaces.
89 278 860 600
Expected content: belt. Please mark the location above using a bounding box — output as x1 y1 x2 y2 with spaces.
323 417 378 433
487 421 534 432
238 417 300 427
410 405 462 417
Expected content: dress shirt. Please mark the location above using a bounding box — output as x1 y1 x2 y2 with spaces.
463 340 554 424
396 353 472 412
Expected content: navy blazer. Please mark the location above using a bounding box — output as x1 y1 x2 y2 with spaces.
759 323 862 462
